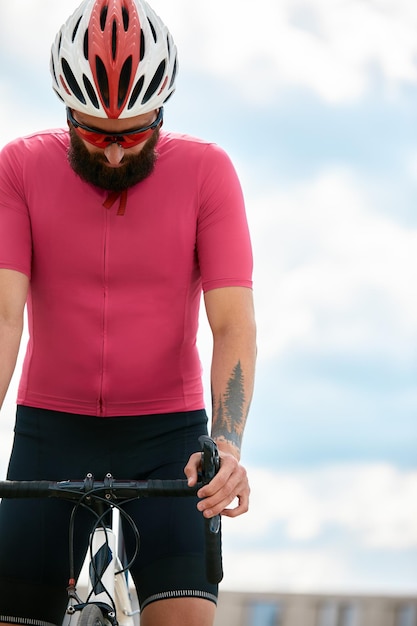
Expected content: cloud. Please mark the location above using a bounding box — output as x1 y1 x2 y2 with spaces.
216 463 417 594
2 0 417 108
407 152 417 184
247 167 417 363
155 0 417 104
0 2 75 69
221 547 349 593
0 80 61 145
219 545 417 594
224 464 417 550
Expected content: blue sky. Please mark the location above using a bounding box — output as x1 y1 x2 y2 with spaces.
1 0 416 596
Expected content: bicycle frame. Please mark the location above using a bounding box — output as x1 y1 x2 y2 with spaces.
66 511 139 626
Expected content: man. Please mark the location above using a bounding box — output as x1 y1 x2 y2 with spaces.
0 1 256 625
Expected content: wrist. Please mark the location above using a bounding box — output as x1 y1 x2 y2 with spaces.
211 435 241 461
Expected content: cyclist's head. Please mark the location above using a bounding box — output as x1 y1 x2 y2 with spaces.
50 0 178 119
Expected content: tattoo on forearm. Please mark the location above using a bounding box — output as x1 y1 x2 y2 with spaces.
212 361 248 451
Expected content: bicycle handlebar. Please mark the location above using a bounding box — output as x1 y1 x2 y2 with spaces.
0 436 223 584
0 477 199 500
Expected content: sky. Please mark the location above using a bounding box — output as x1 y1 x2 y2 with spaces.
1 0 417 598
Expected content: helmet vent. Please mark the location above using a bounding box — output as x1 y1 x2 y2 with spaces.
119 57 133 108
148 18 157 43
122 6 129 30
95 56 110 108
72 16 82 42
51 57 58 86
58 32 63 54
53 88 65 103
169 57 177 89
83 75 100 109
83 29 89 60
140 29 145 61
141 59 165 104
100 6 108 30
112 19 117 60
62 58 87 105
128 75 144 110
162 91 174 105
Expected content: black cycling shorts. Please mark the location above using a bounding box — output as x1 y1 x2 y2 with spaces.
0 405 218 625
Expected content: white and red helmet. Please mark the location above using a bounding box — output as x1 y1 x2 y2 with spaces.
50 0 178 118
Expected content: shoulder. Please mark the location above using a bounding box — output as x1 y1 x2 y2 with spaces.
158 130 213 150
156 131 238 181
0 129 70 185
158 131 232 162
1 129 69 162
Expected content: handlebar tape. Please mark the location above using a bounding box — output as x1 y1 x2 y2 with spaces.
0 480 53 498
205 514 223 584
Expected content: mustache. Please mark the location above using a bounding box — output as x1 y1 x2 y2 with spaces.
67 125 160 192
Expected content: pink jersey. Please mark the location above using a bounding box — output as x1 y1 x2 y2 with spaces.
0 130 253 417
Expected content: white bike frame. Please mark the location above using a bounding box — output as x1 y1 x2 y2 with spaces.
65 509 140 626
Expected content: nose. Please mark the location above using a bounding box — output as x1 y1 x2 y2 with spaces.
104 142 125 165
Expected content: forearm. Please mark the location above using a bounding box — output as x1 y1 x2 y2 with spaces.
188 287 255 517
210 324 256 460
0 270 29 410
0 319 23 410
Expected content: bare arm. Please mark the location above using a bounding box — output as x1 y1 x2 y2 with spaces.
185 286 256 517
206 286 256 459
0 269 29 410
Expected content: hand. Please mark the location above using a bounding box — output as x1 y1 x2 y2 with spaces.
184 446 250 518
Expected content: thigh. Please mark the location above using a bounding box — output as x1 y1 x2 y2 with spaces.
124 494 218 612
0 497 91 624
120 415 218 612
0 408 103 623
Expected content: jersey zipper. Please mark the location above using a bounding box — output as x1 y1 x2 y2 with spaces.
98 191 127 415
98 208 109 416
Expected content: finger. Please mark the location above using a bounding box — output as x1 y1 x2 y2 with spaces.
183 451 201 487
197 454 239 498
197 470 240 507
221 493 250 518
198 460 248 504
200 489 249 518
198 492 234 518
198 475 250 517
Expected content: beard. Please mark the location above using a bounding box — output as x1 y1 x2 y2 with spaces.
67 126 160 192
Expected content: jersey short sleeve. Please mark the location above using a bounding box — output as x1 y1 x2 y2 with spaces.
0 140 32 278
196 143 253 293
